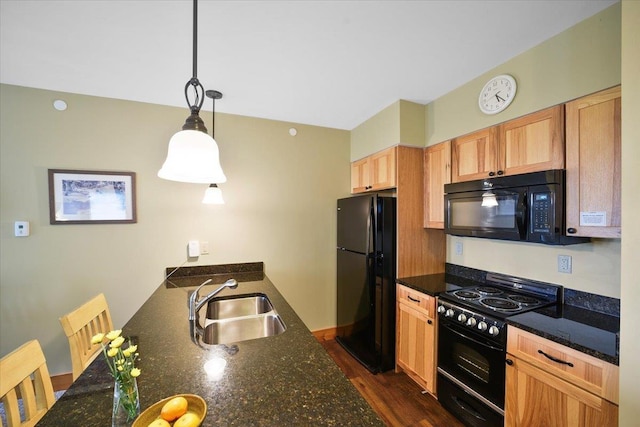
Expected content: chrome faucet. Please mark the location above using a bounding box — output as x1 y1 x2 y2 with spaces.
189 278 239 341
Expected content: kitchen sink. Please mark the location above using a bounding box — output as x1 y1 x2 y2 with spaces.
201 313 286 345
206 293 274 320
195 293 286 345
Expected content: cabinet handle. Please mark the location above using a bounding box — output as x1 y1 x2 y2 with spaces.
505 358 513 366
488 171 495 177
497 170 504 176
567 228 577 234
537 349 574 367
427 319 433 325
408 295 421 303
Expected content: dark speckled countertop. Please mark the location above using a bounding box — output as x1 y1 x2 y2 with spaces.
37 263 383 426
506 303 620 365
396 272 477 296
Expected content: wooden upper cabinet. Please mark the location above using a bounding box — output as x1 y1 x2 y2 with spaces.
424 141 451 229
451 105 565 183
565 86 621 238
350 146 397 193
499 105 565 175
451 127 498 183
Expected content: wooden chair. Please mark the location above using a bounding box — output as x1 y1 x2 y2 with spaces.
59 293 114 381
0 339 56 426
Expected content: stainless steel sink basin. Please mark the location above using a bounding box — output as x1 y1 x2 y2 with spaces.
196 293 286 345
206 293 274 320
202 313 286 345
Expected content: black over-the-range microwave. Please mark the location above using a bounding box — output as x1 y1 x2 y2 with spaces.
444 170 589 245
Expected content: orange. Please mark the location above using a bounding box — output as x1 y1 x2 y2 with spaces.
173 412 200 427
147 420 171 427
160 396 188 421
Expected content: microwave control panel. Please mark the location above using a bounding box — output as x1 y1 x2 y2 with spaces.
531 191 553 233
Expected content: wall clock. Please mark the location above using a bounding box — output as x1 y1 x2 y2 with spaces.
478 74 517 115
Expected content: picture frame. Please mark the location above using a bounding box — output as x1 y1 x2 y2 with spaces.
48 169 137 224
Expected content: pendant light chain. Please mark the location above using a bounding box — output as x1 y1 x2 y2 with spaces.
185 0 204 116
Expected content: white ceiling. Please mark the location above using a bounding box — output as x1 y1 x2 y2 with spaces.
0 0 618 130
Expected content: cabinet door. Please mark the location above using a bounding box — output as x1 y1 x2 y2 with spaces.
499 105 565 175
424 141 451 229
369 146 397 191
565 86 621 238
350 158 370 194
451 127 499 182
506 357 618 427
396 301 436 394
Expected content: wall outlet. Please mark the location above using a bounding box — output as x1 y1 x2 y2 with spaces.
187 240 200 258
558 255 572 274
455 241 463 256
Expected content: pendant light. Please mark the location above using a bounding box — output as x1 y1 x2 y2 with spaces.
202 90 225 204
158 0 226 184
481 190 499 207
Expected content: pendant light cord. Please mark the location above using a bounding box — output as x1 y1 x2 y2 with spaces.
184 0 204 115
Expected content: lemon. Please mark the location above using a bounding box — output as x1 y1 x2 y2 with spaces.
173 411 200 427
160 396 188 421
147 419 171 427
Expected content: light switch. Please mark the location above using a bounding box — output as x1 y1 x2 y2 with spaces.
15 221 30 237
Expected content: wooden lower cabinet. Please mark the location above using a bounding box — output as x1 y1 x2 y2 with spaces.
395 284 436 395
506 327 619 427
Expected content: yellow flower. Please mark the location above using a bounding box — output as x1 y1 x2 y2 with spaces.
122 345 137 357
107 348 118 358
118 365 124 372
130 368 141 377
91 333 105 345
110 336 125 348
106 330 122 341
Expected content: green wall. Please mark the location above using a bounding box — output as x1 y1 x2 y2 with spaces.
0 84 351 374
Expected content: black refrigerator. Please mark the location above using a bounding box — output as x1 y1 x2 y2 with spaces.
335 194 396 373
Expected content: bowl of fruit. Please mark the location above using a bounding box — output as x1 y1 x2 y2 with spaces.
133 394 206 427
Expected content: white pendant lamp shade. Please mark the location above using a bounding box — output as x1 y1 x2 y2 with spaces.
158 130 227 184
202 184 224 204
481 191 499 207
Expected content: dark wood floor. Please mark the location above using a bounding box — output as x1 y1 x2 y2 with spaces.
320 339 464 427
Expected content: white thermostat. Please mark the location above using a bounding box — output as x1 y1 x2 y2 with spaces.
15 221 30 237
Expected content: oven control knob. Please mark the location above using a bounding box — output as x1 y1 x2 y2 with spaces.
457 313 467 323
478 321 488 331
489 325 500 336
466 317 477 327
445 309 455 318
437 305 446 314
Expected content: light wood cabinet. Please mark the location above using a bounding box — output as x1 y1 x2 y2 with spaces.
451 127 498 182
451 105 564 183
505 327 619 427
350 146 397 193
395 284 437 395
565 86 621 238
423 141 451 229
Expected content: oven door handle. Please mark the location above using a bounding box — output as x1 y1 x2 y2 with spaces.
442 323 504 352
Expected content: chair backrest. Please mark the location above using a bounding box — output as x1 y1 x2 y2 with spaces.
59 293 114 381
0 339 56 427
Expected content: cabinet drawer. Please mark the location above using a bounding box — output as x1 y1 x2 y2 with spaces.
397 284 434 317
507 326 619 404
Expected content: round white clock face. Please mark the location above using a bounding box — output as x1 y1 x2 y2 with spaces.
478 74 517 115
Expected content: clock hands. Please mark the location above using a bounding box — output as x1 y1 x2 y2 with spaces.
495 92 506 103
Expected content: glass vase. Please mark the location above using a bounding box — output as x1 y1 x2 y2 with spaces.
112 377 140 426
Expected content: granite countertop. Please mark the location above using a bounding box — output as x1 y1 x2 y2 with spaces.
396 272 477 296
37 263 383 426
506 304 620 365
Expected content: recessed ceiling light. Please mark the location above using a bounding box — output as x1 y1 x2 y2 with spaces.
53 100 67 111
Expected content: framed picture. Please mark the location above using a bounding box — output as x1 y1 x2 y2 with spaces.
48 169 137 224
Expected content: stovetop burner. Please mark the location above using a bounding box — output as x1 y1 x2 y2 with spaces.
476 286 502 295
439 272 562 319
452 290 481 300
479 297 520 312
507 294 540 305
